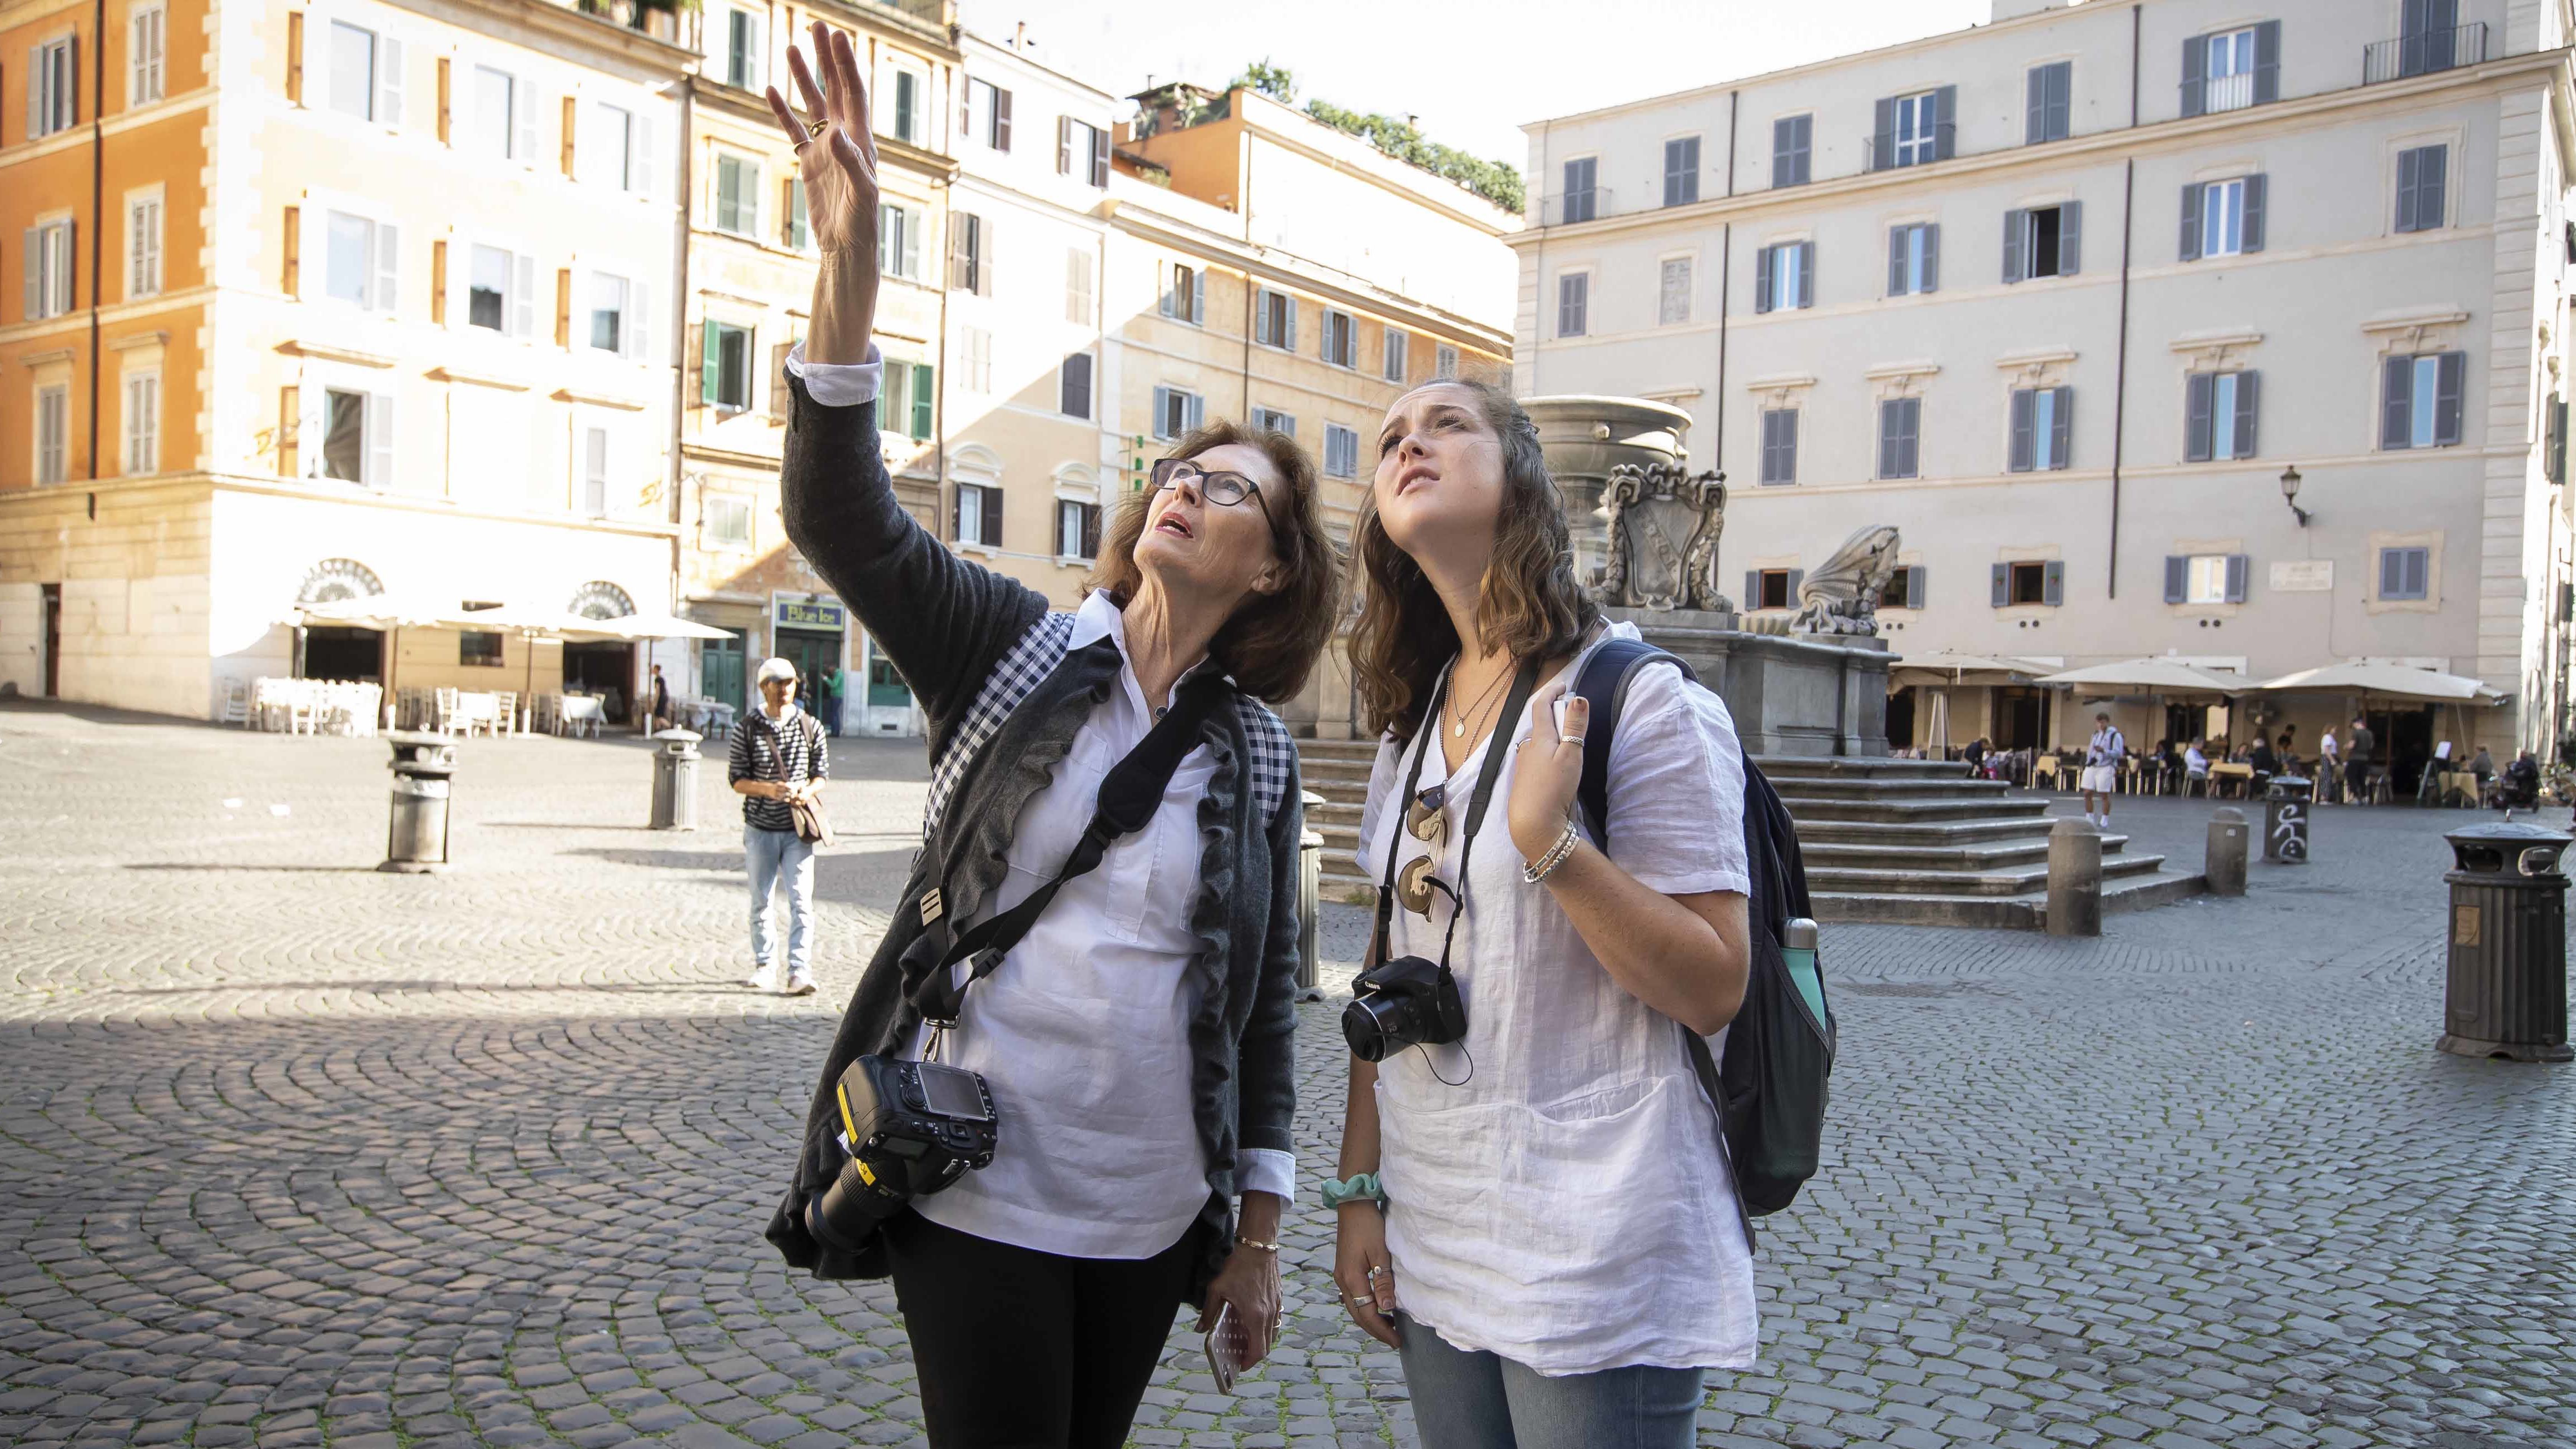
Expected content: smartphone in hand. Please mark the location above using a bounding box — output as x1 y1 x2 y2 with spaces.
1202 1302 1251 1394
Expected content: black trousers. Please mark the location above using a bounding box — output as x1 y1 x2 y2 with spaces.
882 1208 1199 1448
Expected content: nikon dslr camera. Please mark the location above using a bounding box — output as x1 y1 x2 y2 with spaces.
804 1055 999 1252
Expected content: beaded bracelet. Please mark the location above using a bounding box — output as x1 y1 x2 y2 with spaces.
1320 1172 1386 1210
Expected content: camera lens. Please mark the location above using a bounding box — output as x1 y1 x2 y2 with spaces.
808 1149 913 1252
1341 992 1410 1062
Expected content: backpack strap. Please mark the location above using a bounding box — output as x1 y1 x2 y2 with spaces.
1572 638 1697 851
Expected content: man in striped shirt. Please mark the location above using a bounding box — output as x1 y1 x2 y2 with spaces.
732 656 828 995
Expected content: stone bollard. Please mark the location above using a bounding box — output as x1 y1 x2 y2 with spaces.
2047 817 2103 937
2206 807 2248 896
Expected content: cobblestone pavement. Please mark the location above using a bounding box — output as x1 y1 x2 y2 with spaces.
2 700 2569 1449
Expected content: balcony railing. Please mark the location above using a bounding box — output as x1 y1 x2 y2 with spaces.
2201 70 2256 112
1862 122 1954 174
1541 186 1613 226
2364 22 2488 84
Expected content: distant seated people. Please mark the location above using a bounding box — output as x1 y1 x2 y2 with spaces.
2155 739 2183 787
1964 737 1987 771
2469 743 2495 788
2250 737 2278 779
2183 739 2211 793
2502 750 2542 810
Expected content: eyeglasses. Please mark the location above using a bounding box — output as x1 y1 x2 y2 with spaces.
1151 457 1268 512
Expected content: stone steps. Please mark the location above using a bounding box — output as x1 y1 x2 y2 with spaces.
1297 741 2207 928
1812 868 2208 929
1806 849 2168 898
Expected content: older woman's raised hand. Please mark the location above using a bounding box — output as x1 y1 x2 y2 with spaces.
764 23 878 254
764 22 880 363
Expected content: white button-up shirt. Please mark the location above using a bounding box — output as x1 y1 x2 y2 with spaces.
789 343 1292 1257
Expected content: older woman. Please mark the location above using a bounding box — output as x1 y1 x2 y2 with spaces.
1330 377 1753 1448
756 29 1339 1449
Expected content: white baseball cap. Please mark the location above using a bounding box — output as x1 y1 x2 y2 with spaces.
755 656 798 684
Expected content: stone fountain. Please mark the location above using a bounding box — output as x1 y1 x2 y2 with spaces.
1524 395 1890 756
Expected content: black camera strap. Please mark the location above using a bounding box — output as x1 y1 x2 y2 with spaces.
1373 656 1542 963
911 669 1235 1027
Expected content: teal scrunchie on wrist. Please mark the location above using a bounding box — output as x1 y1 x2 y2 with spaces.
1321 1172 1386 1210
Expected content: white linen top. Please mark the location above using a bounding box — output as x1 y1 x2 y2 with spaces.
787 343 1294 1258
1353 622 1757 1375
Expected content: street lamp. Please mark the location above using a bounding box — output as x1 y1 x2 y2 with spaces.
2280 464 2311 527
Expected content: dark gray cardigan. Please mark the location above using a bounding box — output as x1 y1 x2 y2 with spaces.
761 372 1305 1303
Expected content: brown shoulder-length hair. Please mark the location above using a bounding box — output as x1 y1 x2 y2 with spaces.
1086 419 1339 704
1350 377 1598 742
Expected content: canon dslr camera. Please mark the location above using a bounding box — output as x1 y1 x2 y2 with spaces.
804 1055 999 1252
1341 953 1467 1062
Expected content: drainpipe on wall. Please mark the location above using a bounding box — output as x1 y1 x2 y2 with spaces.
1712 91 1736 474
87 0 105 481
1532 120 1549 394
2107 3 2143 599
669 81 693 596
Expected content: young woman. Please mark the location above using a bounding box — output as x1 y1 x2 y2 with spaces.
756 30 1340 1448
1328 378 1754 1447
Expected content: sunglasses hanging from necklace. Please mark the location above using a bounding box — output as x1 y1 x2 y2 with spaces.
1390 659 1538 920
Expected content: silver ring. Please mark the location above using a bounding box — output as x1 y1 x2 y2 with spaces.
1366 1266 1386 1278
1347 1294 1371 1304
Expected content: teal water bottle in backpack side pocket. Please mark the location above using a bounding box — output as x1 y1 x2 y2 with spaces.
1780 918 1827 1033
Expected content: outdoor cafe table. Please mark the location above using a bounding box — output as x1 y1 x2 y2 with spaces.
2208 762 2256 798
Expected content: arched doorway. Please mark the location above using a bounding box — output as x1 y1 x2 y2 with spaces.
297 558 386 681
564 581 640 723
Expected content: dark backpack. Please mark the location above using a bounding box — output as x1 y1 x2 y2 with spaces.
1572 637 1836 1238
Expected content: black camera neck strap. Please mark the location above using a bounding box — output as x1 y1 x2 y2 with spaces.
1373 656 1541 965
911 670 1235 1030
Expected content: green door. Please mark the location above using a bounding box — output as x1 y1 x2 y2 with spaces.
700 629 746 709
774 629 843 714
866 634 913 709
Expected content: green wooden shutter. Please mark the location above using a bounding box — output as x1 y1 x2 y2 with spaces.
700 322 721 405
909 362 934 441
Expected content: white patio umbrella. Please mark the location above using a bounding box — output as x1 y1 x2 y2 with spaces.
291 592 468 719
2254 661 2502 704
1890 651 2052 754
2035 659 2250 695
591 611 737 641
448 604 631 728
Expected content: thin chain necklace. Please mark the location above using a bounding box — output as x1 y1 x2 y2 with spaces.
1446 656 1512 741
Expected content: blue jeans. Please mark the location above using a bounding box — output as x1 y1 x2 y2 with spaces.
1396 1314 1705 1449
745 825 815 972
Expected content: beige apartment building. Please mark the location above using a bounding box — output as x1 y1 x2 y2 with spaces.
1112 82 1519 735
1513 0 2576 785
670 0 955 733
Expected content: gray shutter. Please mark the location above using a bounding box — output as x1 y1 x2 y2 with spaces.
2009 388 2037 471
2051 387 2075 468
1787 569 1805 601
2233 370 2260 458
2003 209 2027 283
1771 116 1796 186
2225 554 2249 604
2180 34 2207 117
2027 65 2048 145
1744 571 1760 609
2434 351 2465 445
982 484 1003 549
1889 226 1907 295
2186 372 2216 462
2252 20 2282 104
1879 401 1900 477
1921 222 1940 292
1871 96 1894 171
2395 147 2421 233
2058 201 2082 275
1906 566 1926 607
2179 184 2203 261
1797 241 1815 308
1991 563 2010 607
1899 397 1920 476
2418 146 2446 231
2382 355 2415 448
2380 548 2405 597
2163 556 2188 604
1933 85 1957 159
1754 245 1774 314
2242 174 2267 253
2043 561 2065 607
22 228 37 318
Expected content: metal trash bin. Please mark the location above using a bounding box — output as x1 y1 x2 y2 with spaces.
651 729 703 831
2263 774 2312 864
2438 820 2573 1062
381 731 457 873
1297 789 1325 998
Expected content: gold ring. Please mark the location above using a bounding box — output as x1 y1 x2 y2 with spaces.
806 116 830 137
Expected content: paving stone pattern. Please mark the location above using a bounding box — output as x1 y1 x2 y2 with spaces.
1 701 2569 1449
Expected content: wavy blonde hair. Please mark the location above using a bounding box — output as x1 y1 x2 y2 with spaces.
1348 378 1597 741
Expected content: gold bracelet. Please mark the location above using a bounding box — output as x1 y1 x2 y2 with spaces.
1234 1234 1280 1253
1522 821 1580 884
